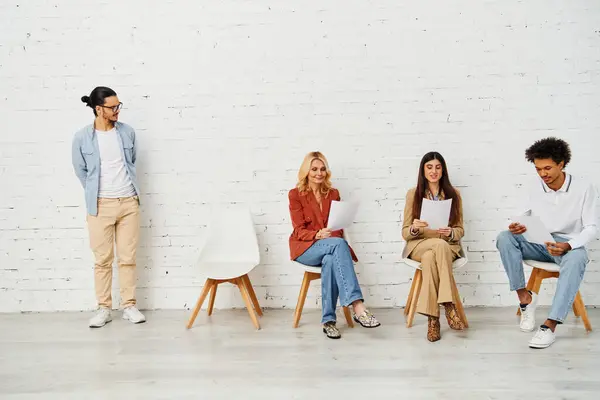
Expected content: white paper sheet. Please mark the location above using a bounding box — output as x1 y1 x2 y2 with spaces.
510 215 554 246
327 200 359 231
419 198 452 230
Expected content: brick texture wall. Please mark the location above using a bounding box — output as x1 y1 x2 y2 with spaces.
1 0 599 311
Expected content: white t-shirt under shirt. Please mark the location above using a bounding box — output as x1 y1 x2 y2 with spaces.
95 128 136 198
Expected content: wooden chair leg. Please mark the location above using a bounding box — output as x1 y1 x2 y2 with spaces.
525 267 539 291
406 269 423 328
186 279 215 329
451 275 468 328
404 270 418 316
293 272 312 328
236 278 260 330
516 268 548 314
241 274 263 317
573 291 592 332
207 282 218 316
573 301 581 317
531 269 544 294
343 306 354 328
518 268 540 316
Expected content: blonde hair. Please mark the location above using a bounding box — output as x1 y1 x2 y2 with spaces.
296 151 333 195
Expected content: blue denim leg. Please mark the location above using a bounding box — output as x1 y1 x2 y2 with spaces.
320 254 339 323
496 230 554 291
549 245 588 323
295 237 364 324
497 231 588 323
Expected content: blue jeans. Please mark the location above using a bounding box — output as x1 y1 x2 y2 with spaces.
295 238 364 324
496 231 588 323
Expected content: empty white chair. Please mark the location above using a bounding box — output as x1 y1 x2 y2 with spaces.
402 244 469 328
186 204 263 330
292 231 357 328
517 260 591 332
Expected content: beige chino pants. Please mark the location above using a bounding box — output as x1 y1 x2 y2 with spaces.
86 196 140 309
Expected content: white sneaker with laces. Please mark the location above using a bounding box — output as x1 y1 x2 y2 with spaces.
122 306 146 324
529 326 556 349
89 308 112 328
520 292 538 332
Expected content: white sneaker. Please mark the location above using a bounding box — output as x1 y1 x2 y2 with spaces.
520 292 538 332
122 306 146 324
89 308 112 328
529 326 556 349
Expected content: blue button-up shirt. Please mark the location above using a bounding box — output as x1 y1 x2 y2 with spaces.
71 121 140 216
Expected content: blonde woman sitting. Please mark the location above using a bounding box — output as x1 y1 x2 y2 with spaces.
289 151 380 339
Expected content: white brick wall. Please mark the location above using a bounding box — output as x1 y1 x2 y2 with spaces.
1 0 599 312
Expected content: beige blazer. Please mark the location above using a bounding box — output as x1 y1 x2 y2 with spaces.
401 187 464 259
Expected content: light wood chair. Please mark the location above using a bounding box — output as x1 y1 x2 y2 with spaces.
402 247 469 328
292 231 357 328
186 205 263 330
516 260 592 332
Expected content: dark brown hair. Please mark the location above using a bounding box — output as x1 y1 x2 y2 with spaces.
411 152 461 225
81 86 117 116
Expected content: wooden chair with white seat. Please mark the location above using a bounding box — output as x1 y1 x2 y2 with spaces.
186 205 263 330
402 245 469 328
292 231 358 328
517 260 592 332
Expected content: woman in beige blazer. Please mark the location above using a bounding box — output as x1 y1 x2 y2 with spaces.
402 152 465 342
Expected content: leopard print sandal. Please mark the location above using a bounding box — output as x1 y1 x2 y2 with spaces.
322 321 341 339
353 309 381 328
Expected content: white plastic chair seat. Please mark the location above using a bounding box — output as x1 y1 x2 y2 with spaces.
292 261 322 274
202 262 260 280
523 260 560 273
402 256 468 271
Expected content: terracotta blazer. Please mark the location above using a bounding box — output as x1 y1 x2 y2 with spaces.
288 187 358 261
401 187 464 259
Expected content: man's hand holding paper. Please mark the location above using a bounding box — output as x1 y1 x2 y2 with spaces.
509 215 554 246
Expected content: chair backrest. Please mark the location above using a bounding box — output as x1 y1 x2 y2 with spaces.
453 246 468 269
457 246 467 261
198 204 260 265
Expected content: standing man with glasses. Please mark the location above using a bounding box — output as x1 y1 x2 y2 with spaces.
72 86 146 327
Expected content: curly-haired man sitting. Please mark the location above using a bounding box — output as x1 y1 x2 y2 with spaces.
496 137 598 349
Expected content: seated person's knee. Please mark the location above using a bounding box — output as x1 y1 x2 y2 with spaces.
496 230 513 247
431 238 450 249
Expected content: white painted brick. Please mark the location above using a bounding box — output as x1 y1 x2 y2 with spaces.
1 0 599 312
